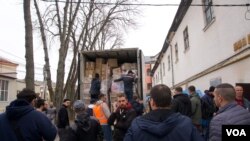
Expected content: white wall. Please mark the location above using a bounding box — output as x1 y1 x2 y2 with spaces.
154 0 250 90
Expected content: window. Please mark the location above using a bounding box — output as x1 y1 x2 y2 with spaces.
168 55 171 71
147 83 152 90
147 68 151 76
0 80 9 101
175 43 179 62
183 27 190 51
203 0 214 25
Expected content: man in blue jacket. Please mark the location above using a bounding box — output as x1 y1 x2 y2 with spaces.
114 70 136 102
124 84 204 141
0 88 57 141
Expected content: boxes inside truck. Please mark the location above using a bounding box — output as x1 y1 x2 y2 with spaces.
80 49 143 110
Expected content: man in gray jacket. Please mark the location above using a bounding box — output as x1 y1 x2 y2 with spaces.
209 83 250 141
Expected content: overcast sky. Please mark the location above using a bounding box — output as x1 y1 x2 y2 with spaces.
0 0 180 81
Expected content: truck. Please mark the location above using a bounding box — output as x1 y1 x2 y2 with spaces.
78 48 146 109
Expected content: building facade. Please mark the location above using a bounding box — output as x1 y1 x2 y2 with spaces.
0 58 18 112
0 58 43 112
152 0 250 98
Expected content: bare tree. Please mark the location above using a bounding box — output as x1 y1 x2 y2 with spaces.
34 0 55 101
33 0 139 110
24 0 35 90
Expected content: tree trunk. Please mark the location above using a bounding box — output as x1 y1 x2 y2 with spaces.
24 0 34 90
34 0 55 101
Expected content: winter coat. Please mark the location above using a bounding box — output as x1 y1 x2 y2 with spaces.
65 113 102 141
209 102 250 141
190 93 202 125
131 100 144 116
0 99 57 141
57 104 70 128
243 98 250 110
171 94 192 117
114 74 135 91
124 109 204 141
108 103 137 141
90 78 101 95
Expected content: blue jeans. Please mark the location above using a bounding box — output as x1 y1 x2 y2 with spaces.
125 89 133 102
201 118 212 141
102 124 112 141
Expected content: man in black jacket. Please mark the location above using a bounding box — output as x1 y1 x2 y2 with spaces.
108 94 137 141
65 100 102 141
90 73 101 102
171 86 192 117
57 98 71 141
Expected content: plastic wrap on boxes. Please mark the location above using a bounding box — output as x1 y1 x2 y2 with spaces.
83 83 91 95
111 81 124 94
100 79 109 95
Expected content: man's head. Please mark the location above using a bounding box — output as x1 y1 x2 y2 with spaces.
95 73 100 78
174 86 183 95
35 99 48 111
16 88 37 106
188 85 196 95
98 94 106 102
117 94 128 109
128 70 133 75
73 100 85 113
213 83 235 108
235 85 244 99
149 84 172 110
63 99 71 107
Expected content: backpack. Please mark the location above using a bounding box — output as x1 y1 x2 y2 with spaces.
200 98 215 119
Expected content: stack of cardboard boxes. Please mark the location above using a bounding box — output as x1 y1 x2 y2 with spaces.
82 58 138 109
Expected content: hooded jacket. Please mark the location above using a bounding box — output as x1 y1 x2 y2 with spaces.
124 109 204 141
0 99 57 141
171 94 192 117
66 112 102 141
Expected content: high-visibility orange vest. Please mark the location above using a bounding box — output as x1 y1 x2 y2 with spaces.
93 103 108 124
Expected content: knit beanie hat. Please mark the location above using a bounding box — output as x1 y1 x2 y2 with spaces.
73 100 85 112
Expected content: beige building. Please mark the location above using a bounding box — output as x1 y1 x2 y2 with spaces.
0 57 18 112
0 58 43 112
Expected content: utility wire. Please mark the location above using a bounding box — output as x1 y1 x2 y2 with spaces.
40 0 250 7
0 48 57 71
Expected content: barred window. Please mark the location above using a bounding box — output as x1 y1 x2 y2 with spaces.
183 27 189 51
0 80 9 101
203 0 214 25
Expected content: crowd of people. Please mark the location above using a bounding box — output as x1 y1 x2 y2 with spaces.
0 81 250 141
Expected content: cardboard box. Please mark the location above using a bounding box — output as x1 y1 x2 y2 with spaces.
85 61 95 69
107 58 118 68
96 58 105 67
85 69 94 78
112 67 121 75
